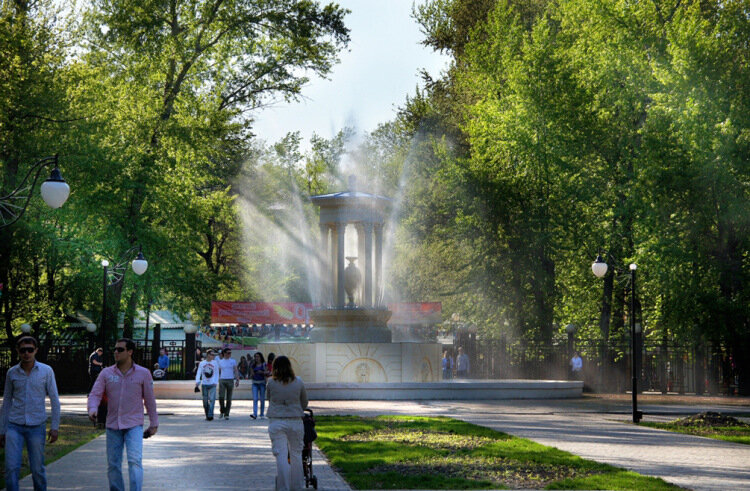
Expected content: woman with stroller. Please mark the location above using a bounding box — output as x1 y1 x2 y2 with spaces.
249 352 267 419
267 355 308 491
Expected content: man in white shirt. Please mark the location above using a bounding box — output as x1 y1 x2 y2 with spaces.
195 350 220 420
217 348 239 420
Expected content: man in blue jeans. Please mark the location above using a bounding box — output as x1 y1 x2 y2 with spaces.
0 336 61 491
88 338 158 491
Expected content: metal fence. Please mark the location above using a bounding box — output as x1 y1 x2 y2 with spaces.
0 339 199 394
0 334 738 395
458 333 737 395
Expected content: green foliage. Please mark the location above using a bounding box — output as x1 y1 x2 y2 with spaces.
370 0 750 391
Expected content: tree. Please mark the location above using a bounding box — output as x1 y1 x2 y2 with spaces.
70 0 350 337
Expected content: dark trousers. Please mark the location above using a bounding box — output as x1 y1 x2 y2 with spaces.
89 370 101 394
218 379 235 416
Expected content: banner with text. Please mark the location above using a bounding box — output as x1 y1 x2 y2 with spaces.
211 301 313 325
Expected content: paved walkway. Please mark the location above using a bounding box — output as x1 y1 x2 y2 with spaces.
17 394 750 490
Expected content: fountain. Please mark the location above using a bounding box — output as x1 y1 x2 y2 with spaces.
260 176 441 384
153 177 583 400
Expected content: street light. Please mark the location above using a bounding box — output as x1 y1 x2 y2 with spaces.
100 246 149 362
20 323 31 334
0 155 70 229
591 254 642 423
184 321 198 380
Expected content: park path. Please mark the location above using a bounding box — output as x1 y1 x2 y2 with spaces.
17 394 750 490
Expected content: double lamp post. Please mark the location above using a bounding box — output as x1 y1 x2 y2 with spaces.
592 254 642 423
100 247 148 362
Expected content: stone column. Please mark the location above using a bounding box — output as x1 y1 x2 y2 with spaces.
374 224 383 306
357 224 366 306
319 224 330 306
330 225 338 308
336 222 346 307
363 223 373 307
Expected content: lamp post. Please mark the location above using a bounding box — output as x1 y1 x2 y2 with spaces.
592 255 642 423
565 323 577 364
0 155 70 229
100 246 148 363
86 322 97 352
184 321 198 380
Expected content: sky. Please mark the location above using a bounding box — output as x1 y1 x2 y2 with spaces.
251 0 450 147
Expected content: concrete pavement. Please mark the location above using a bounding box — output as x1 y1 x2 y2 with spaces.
17 394 750 490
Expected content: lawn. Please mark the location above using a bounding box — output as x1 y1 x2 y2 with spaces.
639 412 750 445
315 415 680 490
0 415 103 488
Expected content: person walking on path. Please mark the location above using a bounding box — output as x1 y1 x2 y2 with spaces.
570 351 583 381
0 336 60 491
456 347 470 378
88 347 103 392
441 350 454 380
217 348 239 420
266 355 308 491
195 350 220 420
88 338 158 491
249 352 267 420
157 349 169 379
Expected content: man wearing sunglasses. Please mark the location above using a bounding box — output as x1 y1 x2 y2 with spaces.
217 348 240 420
0 336 60 491
88 338 158 491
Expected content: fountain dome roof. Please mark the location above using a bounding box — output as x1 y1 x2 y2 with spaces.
311 188 391 225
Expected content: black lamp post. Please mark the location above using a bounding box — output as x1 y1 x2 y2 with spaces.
100 246 148 363
592 254 642 423
0 154 70 229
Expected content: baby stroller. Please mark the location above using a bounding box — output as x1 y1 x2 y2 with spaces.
303 408 318 489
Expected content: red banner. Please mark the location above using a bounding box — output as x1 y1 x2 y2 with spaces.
211 301 313 325
211 301 442 326
387 302 442 325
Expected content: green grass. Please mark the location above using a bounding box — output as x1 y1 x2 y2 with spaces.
0 415 103 488
315 415 680 490
640 422 750 445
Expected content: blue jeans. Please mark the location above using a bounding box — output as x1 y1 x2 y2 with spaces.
5 423 46 491
201 384 217 418
252 382 266 417
106 426 143 491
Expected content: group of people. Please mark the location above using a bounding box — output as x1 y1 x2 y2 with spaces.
1 336 309 491
194 348 276 420
441 346 470 380
193 348 307 490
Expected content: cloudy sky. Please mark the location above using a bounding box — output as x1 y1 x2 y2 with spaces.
251 0 450 147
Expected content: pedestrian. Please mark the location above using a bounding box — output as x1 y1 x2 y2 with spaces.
88 347 104 392
456 347 470 378
192 348 203 377
249 352 267 420
266 352 275 376
88 338 158 491
441 350 454 380
217 347 239 419
0 336 61 491
570 351 583 381
266 355 308 491
157 349 169 378
238 355 249 380
195 350 220 420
